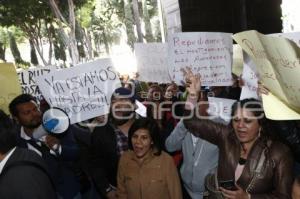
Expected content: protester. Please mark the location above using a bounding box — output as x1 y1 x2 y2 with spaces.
182 69 294 199
89 87 138 199
0 109 57 199
9 94 81 199
165 93 219 199
117 117 182 199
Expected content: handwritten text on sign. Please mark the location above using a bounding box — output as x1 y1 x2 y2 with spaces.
234 30 300 114
17 66 55 102
240 52 259 100
168 32 233 86
135 43 171 83
36 59 121 124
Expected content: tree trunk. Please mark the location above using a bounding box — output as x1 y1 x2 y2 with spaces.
68 0 79 64
0 43 6 62
84 28 93 60
124 0 136 49
103 33 110 54
49 0 79 65
29 39 39 66
142 0 154 42
132 0 143 43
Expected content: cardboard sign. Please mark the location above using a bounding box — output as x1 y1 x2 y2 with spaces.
17 66 55 102
168 32 233 86
234 30 300 120
36 59 121 124
135 43 171 83
0 63 22 114
240 52 259 100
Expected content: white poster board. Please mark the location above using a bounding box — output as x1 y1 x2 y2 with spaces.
36 59 121 124
17 66 56 102
168 32 233 86
240 52 259 100
207 97 236 122
135 43 171 83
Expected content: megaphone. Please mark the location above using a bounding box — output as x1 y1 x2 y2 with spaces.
32 107 70 139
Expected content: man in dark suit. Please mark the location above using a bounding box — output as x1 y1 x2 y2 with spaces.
89 87 138 199
0 109 57 199
9 94 81 199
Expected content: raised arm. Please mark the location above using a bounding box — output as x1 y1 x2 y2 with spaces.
165 120 188 152
181 68 230 146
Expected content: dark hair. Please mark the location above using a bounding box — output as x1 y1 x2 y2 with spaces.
230 98 269 137
128 117 162 156
0 110 17 154
9 94 37 117
295 175 300 185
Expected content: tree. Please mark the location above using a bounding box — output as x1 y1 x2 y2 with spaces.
132 0 143 42
29 38 39 66
0 27 9 61
8 31 29 68
91 0 122 54
48 0 87 65
142 0 154 42
0 0 55 65
124 0 136 49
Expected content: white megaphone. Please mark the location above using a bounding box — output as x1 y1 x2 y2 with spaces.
32 107 70 139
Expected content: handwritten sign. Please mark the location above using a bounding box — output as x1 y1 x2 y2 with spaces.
234 30 300 119
36 59 121 124
168 32 233 86
207 97 236 122
240 52 259 100
0 63 22 114
17 66 55 102
134 43 171 83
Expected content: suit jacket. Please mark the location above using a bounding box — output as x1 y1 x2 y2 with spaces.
17 129 80 199
89 123 119 196
0 147 57 199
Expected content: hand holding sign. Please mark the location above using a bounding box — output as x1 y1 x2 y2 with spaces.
181 67 201 99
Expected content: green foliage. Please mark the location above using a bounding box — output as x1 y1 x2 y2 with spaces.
53 31 67 62
91 0 122 53
8 31 30 67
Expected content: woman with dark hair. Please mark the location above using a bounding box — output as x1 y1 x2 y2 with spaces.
117 118 182 199
182 69 294 199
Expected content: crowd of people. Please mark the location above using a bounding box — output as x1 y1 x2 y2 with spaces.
0 70 300 199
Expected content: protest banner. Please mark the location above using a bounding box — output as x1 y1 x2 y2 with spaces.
207 97 236 123
234 30 300 120
17 66 56 102
36 59 121 124
232 44 244 76
0 63 22 114
168 32 233 86
240 52 259 100
135 43 171 83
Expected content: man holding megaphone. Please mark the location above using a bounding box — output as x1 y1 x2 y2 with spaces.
9 94 81 199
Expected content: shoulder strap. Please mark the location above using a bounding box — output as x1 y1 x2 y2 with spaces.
0 160 56 190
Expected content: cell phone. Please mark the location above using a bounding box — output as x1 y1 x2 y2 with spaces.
219 180 237 190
